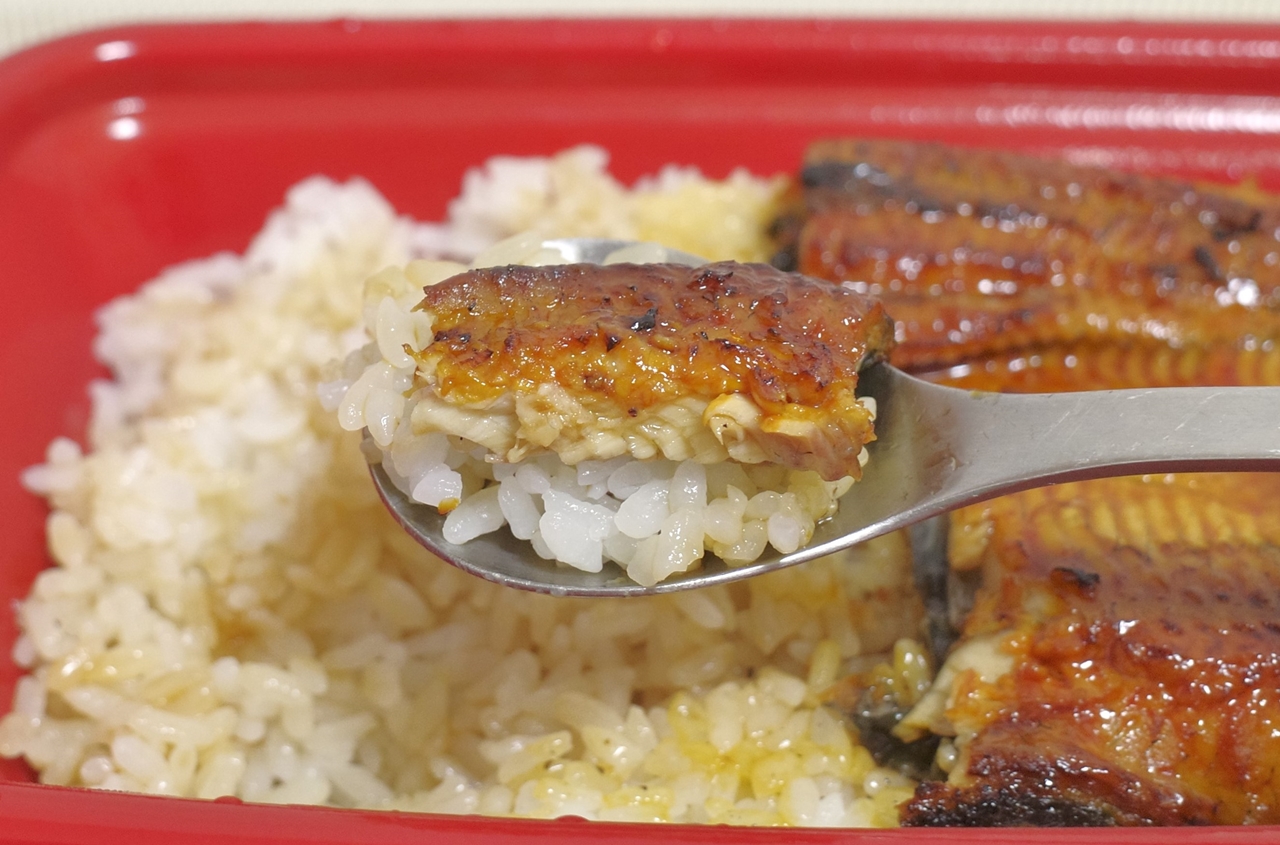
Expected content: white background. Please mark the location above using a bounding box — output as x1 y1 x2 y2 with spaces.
3 0 1280 58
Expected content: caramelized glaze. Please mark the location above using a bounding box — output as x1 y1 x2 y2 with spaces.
413 261 894 479
776 138 1280 825
773 138 1280 372
934 475 1280 825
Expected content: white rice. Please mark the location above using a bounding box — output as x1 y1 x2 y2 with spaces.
0 147 925 826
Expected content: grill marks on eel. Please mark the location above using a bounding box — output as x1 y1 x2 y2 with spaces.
414 261 894 480
776 138 1280 825
922 477 1280 826
773 137 1280 372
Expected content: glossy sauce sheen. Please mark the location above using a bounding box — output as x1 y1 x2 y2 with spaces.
774 138 1280 376
778 139 1280 825
420 261 894 418
929 475 1280 826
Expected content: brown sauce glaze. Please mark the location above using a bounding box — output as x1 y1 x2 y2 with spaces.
934 475 1280 825
777 138 1280 825
420 261 893 415
773 138 1280 373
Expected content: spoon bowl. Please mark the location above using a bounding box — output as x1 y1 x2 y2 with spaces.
370 239 1280 596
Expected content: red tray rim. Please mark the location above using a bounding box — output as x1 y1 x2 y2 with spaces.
4 16 1280 844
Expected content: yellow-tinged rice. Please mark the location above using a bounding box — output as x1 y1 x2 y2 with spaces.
0 146 924 825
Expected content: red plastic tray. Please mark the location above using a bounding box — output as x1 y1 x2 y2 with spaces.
3 17 1280 844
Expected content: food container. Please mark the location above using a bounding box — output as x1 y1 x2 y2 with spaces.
2 17 1279 843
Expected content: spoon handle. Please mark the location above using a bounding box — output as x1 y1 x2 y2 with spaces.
789 366 1280 565
931 380 1280 493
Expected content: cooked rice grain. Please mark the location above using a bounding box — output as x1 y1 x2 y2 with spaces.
1 148 923 825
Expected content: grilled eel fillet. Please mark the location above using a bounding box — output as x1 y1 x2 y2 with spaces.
775 138 1280 825
773 138 1280 375
410 261 893 481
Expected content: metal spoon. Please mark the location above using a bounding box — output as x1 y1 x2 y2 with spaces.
370 239 1280 597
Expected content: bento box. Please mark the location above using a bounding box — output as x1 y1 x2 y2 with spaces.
2 17 1280 844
